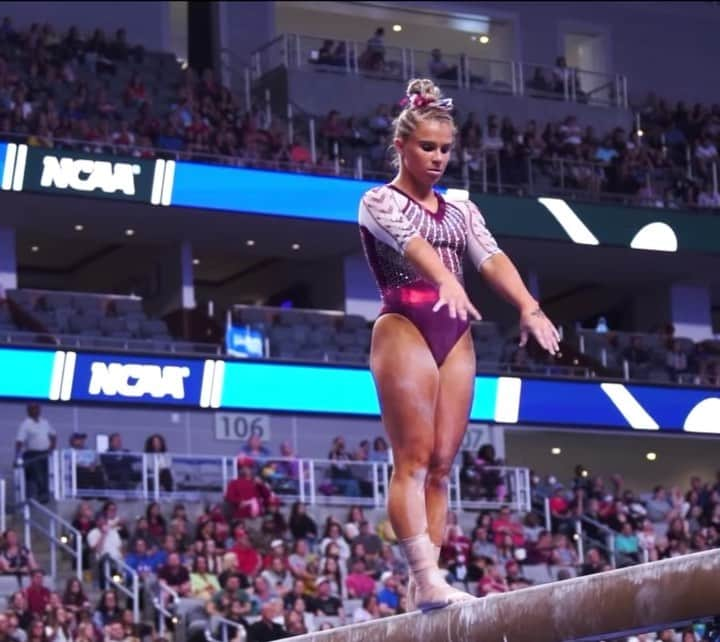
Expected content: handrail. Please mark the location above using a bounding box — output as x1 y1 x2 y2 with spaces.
24 499 82 580
250 32 628 107
207 614 248 642
0 329 222 356
154 581 180 636
59 449 531 512
103 556 140 623
1 127 713 214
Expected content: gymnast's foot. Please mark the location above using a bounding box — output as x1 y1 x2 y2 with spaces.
414 570 475 612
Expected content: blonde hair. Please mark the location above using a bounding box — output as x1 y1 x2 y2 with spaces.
391 78 456 169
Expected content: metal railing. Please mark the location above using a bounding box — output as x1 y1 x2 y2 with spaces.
0 329 222 357
103 556 141 623
22 499 82 580
154 582 180 636
52 449 531 512
3 125 718 214
574 329 720 387
207 615 248 642
251 33 629 108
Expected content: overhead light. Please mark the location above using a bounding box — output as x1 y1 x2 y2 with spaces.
246 239 255 246
646 452 657 461
125 228 135 237
31 245 39 252
637 129 644 137
192 258 200 266
551 447 561 455
479 35 490 44
581 469 589 478
74 224 84 232
393 24 402 32
291 243 301 251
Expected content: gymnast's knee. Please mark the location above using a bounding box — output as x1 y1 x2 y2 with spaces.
427 458 453 489
392 460 430 486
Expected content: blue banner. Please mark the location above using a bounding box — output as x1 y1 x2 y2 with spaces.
0 347 56 399
0 346 718 434
171 163 381 223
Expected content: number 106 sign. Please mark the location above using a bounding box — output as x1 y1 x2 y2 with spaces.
214 412 271 442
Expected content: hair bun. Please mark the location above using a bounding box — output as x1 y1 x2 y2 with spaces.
406 78 441 102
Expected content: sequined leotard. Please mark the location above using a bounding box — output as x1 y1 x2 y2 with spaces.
358 184 502 366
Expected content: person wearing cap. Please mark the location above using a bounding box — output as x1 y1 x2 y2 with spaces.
376 571 400 615
230 527 262 577
15 403 56 503
68 432 104 494
309 576 343 618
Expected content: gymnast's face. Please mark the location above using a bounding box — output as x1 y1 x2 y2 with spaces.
396 118 454 187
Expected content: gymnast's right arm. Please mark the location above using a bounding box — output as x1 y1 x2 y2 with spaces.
359 191 480 322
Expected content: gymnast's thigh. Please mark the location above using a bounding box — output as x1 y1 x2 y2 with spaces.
369 313 439 457
433 330 476 464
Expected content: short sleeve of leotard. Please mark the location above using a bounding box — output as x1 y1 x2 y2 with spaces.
463 199 503 270
358 187 421 254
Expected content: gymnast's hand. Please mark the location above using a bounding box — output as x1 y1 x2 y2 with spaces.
433 278 482 322
519 306 561 355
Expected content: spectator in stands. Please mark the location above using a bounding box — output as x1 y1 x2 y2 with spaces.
266 441 300 495
190 553 221 601
247 599 287 642
428 49 459 83
351 593 381 624
15 403 56 504
352 520 383 558
345 558 375 599
86 512 124 589
343 506 365 541
319 521 351 565
579 547 605 576
376 571 400 615
646 485 676 523
101 433 138 491
23 569 50 616
470 526 498 560
614 521 641 566
157 551 191 603
551 534 578 567
326 436 361 497
225 460 272 519
7 591 32 632
477 560 508 596
91 589 122 631
310 576 343 618
360 27 385 72
61 577 90 615
144 434 174 493
230 527 262 578
0 528 38 575
287 538 317 588
369 436 390 462
261 555 294 601
67 431 105 493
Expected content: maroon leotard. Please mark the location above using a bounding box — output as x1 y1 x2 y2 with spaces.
358 184 502 366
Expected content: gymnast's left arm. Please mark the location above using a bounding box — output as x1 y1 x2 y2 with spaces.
464 200 560 356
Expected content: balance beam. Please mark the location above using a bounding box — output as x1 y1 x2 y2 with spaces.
292 549 720 642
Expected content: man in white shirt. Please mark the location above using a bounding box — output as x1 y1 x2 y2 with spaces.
15 403 56 503
87 513 124 589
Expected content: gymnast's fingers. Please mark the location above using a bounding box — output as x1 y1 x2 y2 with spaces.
467 302 482 321
447 300 458 319
432 298 447 313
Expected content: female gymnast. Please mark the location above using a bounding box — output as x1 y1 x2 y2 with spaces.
358 78 560 612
